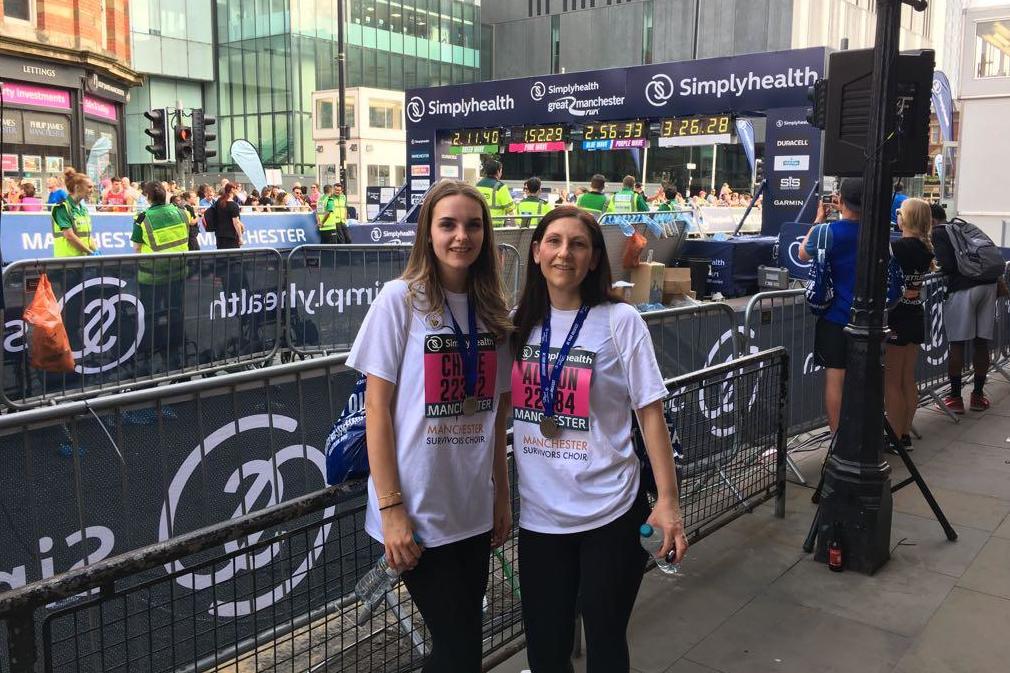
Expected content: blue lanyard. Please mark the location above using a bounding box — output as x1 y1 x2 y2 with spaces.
540 304 590 418
446 297 479 398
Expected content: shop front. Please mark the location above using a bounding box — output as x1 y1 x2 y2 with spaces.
0 54 130 194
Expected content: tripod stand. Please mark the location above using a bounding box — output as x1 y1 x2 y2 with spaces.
803 416 957 554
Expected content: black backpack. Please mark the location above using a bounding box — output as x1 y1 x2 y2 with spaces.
944 218 1004 282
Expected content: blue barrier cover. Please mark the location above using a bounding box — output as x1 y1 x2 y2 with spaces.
0 212 323 263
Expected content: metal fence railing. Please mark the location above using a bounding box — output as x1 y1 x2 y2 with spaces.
644 303 741 381
0 347 788 673
1 249 284 409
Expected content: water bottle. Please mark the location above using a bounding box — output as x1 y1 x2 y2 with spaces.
640 524 679 575
354 534 421 623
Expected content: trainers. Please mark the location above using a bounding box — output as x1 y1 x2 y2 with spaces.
941 396 965 415
970 393 991 412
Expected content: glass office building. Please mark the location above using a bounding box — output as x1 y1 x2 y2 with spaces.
213 0 484 176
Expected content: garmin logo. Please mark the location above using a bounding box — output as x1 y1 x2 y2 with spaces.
776 139 809 147
678 67 819 100
773 199 805 207
23 65 57 78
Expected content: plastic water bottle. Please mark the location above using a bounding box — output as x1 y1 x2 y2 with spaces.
640 524 679 575
354 535 421 623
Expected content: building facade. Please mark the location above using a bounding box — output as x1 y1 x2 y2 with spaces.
124 0 215 180
952 1 1010 235
0 0 140 192
313 86 406 215
210 0 483 179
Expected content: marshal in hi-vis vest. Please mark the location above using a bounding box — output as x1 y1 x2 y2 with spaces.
320 194 348 231
51 200 93 257
516 197 553 228
137 204 190 284
608 189 636 214
476 178 516 221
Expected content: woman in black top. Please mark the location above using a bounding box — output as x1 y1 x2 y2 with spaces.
885 197 935 450
214 182 244 250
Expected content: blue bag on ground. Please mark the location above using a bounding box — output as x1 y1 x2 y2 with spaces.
325 374 369 485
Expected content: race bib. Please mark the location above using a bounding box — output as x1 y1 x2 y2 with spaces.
512 345 595 432
423 332 498 418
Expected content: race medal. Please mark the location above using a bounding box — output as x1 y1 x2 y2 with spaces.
462 396 478 416
447 299 480 417
425 312 443 329
538 304 591 438
540 416 561 439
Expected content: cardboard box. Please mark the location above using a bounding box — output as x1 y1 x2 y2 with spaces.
662 290 697 304
629 261 665 304
663 267 692 296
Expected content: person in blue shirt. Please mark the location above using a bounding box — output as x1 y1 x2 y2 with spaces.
46 176 68 206
890 182 908 226
797 178 863 434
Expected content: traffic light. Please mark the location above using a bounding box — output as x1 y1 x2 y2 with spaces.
822 48 935 177
806 79 829 130
143 109 169 161
192 108 217 169
175 124 193 163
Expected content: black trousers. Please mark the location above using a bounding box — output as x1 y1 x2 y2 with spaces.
402 530 491 673
319 229 337 245
519 493 649 673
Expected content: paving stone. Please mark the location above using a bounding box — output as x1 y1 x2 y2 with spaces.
663 659 725 673
995 513 1010 539
889 511 990 579
894 588 1010 673
917 441 1010 500
956 537 1010 600
685 594 911 673
891 482 1010 532
765 550 956 637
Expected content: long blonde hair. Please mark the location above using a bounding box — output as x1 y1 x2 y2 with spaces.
402 180 513 339
900 198 934 252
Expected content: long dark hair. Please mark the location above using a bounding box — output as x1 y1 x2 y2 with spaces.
510 206 620 358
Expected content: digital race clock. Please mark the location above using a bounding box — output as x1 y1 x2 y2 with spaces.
582 120 646 141
659 115 733 138
515 124 567 144
449 128 501 147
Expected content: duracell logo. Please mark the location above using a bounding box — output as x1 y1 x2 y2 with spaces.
23 65 57 78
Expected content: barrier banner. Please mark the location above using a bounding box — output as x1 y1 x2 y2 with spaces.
778 221 813 280
347 223 418 245
2 251 283 406
0 362 366 668
0 212 321 263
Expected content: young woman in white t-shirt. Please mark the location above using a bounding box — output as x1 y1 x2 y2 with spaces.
510 206 688 673
347 181 514 672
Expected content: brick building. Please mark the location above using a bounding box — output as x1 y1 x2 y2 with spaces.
1 0 141 190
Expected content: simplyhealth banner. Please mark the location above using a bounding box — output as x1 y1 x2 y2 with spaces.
0 212 324 263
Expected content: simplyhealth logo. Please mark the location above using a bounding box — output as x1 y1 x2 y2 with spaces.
407 94 515 123
647 66 819 105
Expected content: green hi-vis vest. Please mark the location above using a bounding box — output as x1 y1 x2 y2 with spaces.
608 189 636 214
51 200 93 257
516 197 552 228
476 178 515 220
138 204 190 284
320 194 348 231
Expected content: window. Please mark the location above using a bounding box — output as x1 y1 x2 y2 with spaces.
368 101 403 129
3 0 31 21
395 165 405 186
345 163 358 195
975 20 1010 79
367 164 392 186
316 99 334 129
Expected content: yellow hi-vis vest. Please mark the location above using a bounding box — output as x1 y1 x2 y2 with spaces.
138 204 190 284
476 178 515 220
320 194 348 231
51 199 93 257
516 197 552 228
608 189 636 214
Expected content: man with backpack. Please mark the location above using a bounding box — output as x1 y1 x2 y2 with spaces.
931 205 1004 413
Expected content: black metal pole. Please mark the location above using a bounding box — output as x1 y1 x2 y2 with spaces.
813 0 905 574
337 0 348 187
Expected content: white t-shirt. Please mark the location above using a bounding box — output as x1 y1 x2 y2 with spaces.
347 279 511 547
511 301 668 534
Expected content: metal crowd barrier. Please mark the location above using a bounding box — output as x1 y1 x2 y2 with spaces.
0 348 788 673
644 303 740 380
0 249 284 409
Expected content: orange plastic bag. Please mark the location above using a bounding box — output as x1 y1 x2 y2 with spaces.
23 273 76 373
622 231 647 269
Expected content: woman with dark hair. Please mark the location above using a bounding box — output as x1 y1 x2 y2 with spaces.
212 182 244 249
510 206 688 673
347 180 513 672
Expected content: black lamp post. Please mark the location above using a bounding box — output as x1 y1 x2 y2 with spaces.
337 0 349 187
813 0 927 574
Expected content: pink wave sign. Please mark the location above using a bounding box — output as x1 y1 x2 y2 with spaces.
0 82 71 111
